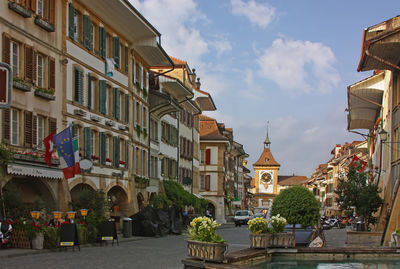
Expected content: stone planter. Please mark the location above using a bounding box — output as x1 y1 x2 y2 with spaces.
34 17 55 32
31 233 44 250
34 90 55 100
270 232 295 248
8 2 32 18
250 233 272 249
11 230 31 249
13 80 32 91
187 240 227 263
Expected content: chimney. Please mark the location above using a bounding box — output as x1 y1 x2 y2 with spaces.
190 68 196 83
195 77 201 89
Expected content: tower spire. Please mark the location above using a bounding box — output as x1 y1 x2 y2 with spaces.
264 121 271 148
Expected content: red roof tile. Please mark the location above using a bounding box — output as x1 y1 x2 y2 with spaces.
253 147 280 167
169 56 187 66
278 176 309 186
200 115 228 141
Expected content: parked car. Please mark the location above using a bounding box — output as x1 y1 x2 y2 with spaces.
234 210 253 226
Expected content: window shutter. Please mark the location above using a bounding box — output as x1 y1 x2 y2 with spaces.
2 33 10 65
24 111 33 148
83 15 89 49
0 70 6 104
146 71 149 90
99 27 107 58
116 89 120 120
125 140 129 169
113 136 119 167
32 49 37 84
49 0 55 24
124 46 128 73
205 149 211 165
205 175 210 191
113 87 119 120
99 132 105 165
99 80 106 114
74 68 82 103
87 73 91 109
30 0 36 13
32 115 37 146
132 58 136 83
49 117 57 134
113 36 120 68
49 57 55 89
125 94 129 123
3 108 10 142
83 127 91 160
68 3 74 39
132 146 135 172
24 45 33 82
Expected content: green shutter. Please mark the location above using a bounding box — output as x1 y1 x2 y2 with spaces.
74 68 82 104
99 80 106 114
99 132 105 165
125 46 128 73
87 73 92 109
113 36 120 68
125 94 129 123
169 124 173 144
99 27 107 58
83 15 89 49
113 136 120 167
125 140 129 169
116 90 120 120
113 88 120 120
88 18 93 50
68 3 75 39
84 127 91 160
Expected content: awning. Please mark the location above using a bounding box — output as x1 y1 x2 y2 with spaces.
149 90 182 118
7 163 63 179
347 87 383 130
358 16 400 72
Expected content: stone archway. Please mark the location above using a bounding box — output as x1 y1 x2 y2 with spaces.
207 201 216 219
70 183 96 205
107 185 129 215
3 177 57 214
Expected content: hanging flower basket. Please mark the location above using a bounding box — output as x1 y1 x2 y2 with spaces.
52 211 62 220
67 211 76 219
79 209 88 217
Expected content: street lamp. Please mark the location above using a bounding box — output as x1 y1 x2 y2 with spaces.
379 129 388 142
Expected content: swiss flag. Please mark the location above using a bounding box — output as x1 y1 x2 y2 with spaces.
349 155 367 172
43 133 54 168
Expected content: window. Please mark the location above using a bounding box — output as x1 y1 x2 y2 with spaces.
91 23 96 51
73 67 83 103
73 9 81 41
37 54 44 87
37 116 45 149
11 109 19 146
105 135 110 159
150 119 158 141
136 102 140 125
11 41 19 77
90 130 96 156
143 107 147 127
87 75 95 110
200 149 205 164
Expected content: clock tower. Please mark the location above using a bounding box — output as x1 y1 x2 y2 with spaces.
252 125 280 210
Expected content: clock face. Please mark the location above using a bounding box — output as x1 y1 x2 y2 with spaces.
261 172 272 184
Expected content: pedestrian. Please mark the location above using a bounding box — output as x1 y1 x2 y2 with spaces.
205 209 211 218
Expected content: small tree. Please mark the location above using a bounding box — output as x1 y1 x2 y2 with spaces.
335 167 383 230
271 186 320 244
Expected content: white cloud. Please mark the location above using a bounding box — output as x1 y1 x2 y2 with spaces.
211 38 232 56
231 0 275 29
257 38 340 95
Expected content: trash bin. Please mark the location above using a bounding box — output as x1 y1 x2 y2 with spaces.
123 217 132 238
356 221 365 231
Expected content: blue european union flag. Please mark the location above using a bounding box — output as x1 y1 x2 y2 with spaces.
53 127 75 168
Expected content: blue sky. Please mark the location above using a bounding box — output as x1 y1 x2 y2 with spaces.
129 0 398 176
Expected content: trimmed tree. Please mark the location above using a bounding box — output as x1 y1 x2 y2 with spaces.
271 186 320 244
335 167 383 230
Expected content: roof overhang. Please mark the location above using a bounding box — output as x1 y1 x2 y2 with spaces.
149 90 182 118
7 163 63 179
134 38 174 67
180 99 201 115
159 76 193 101
193 88 217 111
358 16 400 72
347 80 384 131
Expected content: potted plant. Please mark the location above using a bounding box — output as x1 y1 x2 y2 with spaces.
187 216 227 262
248 217 272 248
106 158 112 166
269 214 293 248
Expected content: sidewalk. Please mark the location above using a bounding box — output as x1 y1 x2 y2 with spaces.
0 234 150 259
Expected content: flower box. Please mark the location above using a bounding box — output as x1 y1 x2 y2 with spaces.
105 120 115 127
250 233 272 249
11 230 31 249
34 89 55 100
270 232 295 248
187 240 227 262
90 115 101 122
34 17 55 32
13 80 32 91
8 2 32 18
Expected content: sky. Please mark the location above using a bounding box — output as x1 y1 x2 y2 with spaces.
129 0 398 177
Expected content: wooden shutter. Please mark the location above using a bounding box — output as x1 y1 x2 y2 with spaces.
205 149 211 165
0 68 7 104
2 33 10 65
49 57 55 89
24 45 33 82
87 73 91 108
124 46 128 73
30 0 36 12
116 89 120 120
49 117 56 134
24 111 33 147
125 140 129 169
74 67 82 103
205 175 210 191
125 94 129 123
49 0 55 24
32 49 37 84
113 36 120 68
68 2 74 39
3 108 10 142
113 87 117 119
84 127 91 160
32 115 37 147
99 132 105 165
113 136 119 167
99 80 106 114
99 27 107 58
83 15 91 49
